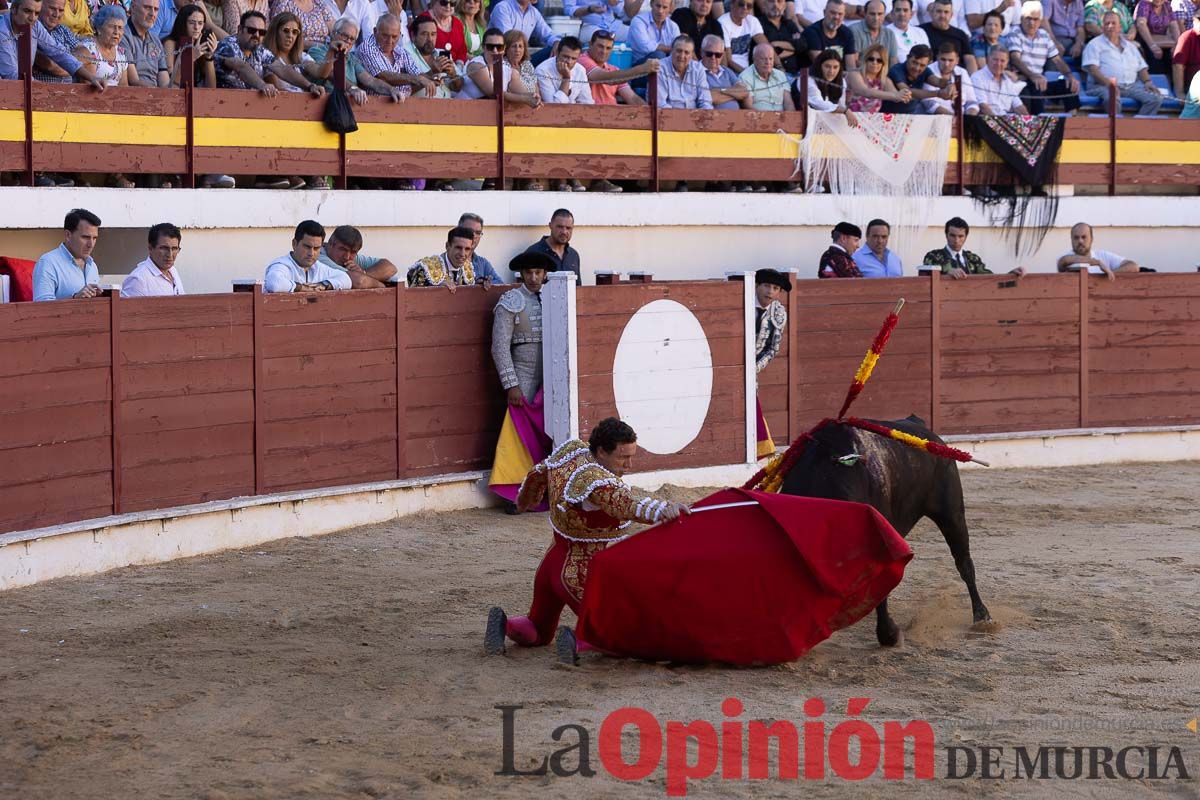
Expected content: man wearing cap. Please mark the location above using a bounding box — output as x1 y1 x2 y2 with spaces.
819 222 864 278
488 252 558 512
754 268 790 458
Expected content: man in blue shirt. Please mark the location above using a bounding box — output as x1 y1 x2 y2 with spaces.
629 0 681 64
491 0 560 51
0 0 105 86
852 218 905 278
458 213 506 284
657 34 713 108
564 0 629 43
880 43 950 112
33 209 103 301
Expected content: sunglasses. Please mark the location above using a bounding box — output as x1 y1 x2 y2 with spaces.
702 49 722 58
243 25 267 35
485 42 505 49
865 55 882 62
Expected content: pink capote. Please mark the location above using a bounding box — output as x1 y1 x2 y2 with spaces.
575 488 913 665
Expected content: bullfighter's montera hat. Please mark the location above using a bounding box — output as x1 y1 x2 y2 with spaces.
509 251 558 274
755 268 792 292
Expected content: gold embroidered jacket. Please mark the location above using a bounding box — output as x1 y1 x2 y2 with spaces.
406 253 476 287
516 439 671 541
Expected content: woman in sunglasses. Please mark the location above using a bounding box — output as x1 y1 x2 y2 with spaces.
428 0 469 63
846 43 910 112
456 0 489 57
459 27 539 102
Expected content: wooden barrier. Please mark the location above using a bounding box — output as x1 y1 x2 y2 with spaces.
119 294 254 512
2 273 1199 535
3 40 1200 188
575 281 746 472
0 301 113 532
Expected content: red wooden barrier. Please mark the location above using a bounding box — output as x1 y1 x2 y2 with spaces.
0 300 113 531
575 281 746 472
119 294 255 511
790 278 935 432
2 274 1200 535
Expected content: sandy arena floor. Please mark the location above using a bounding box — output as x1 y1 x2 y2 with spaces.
1 462 1199 799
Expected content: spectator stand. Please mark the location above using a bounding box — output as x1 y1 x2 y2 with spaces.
3 23 1199 192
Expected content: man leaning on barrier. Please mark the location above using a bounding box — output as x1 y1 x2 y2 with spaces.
407 226 490 291
264 220 352 293
921 216 1026 278
1056 222 1140 281
122 222 186 297
33 209 103 301
318 225 399 289
0 0 106 88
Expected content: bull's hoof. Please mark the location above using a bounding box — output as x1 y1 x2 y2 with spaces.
876 621 902 648
484 606 507 655
971 616 998 632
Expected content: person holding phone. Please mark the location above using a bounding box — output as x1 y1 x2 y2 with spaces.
164 3 219 86
405 14 463 95
427 0 468 61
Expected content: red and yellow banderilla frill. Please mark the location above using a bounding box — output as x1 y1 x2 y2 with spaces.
746 298 986 494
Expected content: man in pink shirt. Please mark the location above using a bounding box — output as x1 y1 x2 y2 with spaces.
576 30 659 192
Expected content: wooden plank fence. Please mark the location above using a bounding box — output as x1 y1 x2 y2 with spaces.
1 272 1198 535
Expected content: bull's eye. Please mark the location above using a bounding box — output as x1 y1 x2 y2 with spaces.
834 454 864 467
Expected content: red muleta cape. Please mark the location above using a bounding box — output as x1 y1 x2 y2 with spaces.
575 487 913 665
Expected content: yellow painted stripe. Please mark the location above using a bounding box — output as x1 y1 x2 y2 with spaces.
506 125 650 156
0 109 24 142
1117 139 1200 164
31 111 185 146
194 116 338 150
660 130 800 160
5 107 1197 166
347 123 496 153
951 137 1192 165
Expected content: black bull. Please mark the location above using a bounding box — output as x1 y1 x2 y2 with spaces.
779 415 992 646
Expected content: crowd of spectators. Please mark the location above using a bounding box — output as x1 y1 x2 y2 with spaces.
26 205 1151 304
27 206 582 299
1 0 1198 192
814 214 1143 279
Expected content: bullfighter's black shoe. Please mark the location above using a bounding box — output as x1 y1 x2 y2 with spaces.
485 606 507 655
555 626 578 666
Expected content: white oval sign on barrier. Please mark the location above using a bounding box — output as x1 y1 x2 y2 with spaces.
612 299 714 455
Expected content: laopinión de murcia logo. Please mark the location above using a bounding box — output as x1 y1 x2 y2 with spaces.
495 700 1194 796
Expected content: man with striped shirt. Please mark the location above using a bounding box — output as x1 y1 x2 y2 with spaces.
1004 0 1080 112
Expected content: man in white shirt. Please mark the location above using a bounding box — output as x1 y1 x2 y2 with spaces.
718 0 767 70
1081 10 1162 114
888 0 930 62
122 222 186 297
264 221 353 293
1056 222 1139 280
535 36 595 104
971 44 1029 113
535 36 594 191
923 41 979 112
